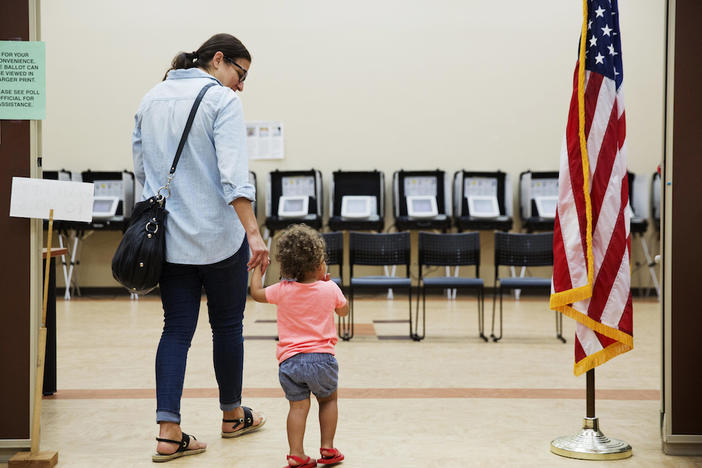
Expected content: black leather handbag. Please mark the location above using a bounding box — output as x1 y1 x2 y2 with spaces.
112 83 216 294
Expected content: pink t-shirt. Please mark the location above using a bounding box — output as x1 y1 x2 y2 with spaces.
265 280 346 364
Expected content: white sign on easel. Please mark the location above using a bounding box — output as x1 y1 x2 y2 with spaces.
10 177 94 222
8 176 93 465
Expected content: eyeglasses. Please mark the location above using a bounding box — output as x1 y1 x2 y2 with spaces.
223 56 248 82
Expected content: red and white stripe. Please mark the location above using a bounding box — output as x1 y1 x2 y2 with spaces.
551 64 633 374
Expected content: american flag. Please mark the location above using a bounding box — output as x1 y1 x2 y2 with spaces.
550 0 633 376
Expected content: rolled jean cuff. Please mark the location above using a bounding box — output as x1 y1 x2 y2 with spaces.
220 400 241 412
156 410 180 424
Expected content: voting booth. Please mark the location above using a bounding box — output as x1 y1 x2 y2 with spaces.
392 170 452 231
80 170 136 228
42 170 78 299
42 169 72 182
453 170 513 231
265 169 323 234
328 170 385 232
628 171 659 297
519 171 559 232
46 170 136 299
628 171 650 235
652 171 661 231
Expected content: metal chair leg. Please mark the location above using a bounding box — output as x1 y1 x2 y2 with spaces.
64 232 80 300
419 285 425 340
347 294 354 340
338 286 345 338
410 286 422 341
340 284 354 341
493 287 504 342
411 286 420 341
337 311 343 339
490 284 498 340
638 233 660 298
410 284 418 340
478 288 488 341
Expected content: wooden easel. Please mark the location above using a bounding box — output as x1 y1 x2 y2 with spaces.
9 209 59 467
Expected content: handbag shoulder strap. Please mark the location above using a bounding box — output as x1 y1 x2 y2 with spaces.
169 82 217 174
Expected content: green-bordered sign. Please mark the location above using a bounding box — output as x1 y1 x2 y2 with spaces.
0 41 45 120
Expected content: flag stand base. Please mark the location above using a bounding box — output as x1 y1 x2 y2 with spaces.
551 417 632 460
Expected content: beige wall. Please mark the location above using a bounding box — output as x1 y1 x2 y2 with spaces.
41 0 665 289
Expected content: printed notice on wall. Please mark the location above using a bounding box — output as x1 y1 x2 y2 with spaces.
246 121 284 159
0 41 46 120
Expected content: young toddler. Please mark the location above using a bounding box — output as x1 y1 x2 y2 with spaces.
250 224 348 468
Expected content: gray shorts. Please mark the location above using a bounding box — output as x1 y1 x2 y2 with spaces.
278 353 338 401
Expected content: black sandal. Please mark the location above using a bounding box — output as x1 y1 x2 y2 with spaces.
152 432 206 463
221 406 267 438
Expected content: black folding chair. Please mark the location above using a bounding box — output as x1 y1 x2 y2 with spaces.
343 232 411 341
491 232 564 342
417 232 486 341
418 232 488 341
321 232 343 288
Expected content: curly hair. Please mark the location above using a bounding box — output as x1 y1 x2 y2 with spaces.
275 224 327 281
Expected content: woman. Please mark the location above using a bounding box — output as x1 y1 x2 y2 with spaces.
132 33 268 462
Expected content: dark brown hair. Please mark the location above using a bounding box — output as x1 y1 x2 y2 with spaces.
275 224 327 281
163 33 251 80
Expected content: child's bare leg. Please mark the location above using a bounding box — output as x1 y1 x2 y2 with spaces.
317 391 338 453
287 398 311 463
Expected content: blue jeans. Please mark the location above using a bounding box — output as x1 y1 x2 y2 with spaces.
155 239 249 424
279 353 339 401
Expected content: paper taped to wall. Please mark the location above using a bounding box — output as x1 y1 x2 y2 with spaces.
246 121 284 159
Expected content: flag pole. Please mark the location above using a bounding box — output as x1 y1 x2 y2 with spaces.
586 368 595 418
550 369 632 460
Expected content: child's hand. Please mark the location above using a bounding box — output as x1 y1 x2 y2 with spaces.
323 273 331 282
335 299 349 317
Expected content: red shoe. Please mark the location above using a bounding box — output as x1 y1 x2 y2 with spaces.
285 454 317 468
317 448 344 465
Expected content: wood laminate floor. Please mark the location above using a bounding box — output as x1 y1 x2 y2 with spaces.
7 294 701 467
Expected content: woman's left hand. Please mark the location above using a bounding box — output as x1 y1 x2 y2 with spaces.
246 230 270 273
230 198 270 273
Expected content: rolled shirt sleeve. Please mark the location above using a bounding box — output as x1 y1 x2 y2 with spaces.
212 91 255 204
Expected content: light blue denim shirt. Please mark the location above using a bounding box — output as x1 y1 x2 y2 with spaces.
133 68 254 265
